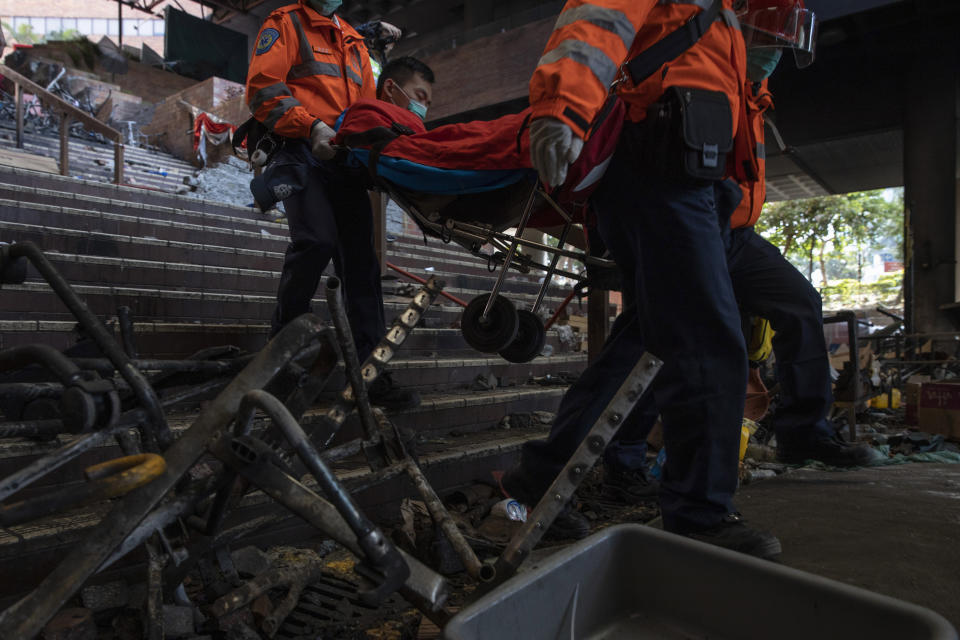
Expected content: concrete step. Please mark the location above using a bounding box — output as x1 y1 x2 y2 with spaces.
0 181 288 237
0 198 289 254
0 164 258 222
0 219 285 272
0 320 582 359
0 127 197 193
0 219 574 302
0 281 577 334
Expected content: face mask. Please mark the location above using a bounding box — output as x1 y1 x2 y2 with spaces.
306 0 341 16
394 84 428 121
746 47 783 81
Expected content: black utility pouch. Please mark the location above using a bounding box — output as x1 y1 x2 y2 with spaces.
642 86 733 182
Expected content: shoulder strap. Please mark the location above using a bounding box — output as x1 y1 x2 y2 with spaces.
625 0 725 86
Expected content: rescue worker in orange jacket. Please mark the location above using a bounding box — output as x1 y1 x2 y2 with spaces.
245 0 419 410
502 0 785 558
515 0 875 543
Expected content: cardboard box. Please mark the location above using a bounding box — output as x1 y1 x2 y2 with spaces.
904 375 932 426
917 381 960 441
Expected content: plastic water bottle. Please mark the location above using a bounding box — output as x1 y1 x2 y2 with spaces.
491 498 527 522
649 448 667 480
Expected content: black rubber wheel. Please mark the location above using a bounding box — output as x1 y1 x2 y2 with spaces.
461 294 519 353
499 310 547 363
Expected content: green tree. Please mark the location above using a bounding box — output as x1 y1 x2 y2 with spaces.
1 22 44 45
755 189 904 307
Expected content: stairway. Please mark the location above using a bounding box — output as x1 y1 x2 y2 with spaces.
0 155 592 599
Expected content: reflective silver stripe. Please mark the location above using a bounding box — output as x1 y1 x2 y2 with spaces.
264 96 301 129
756 142 766 159
352 48 362 70
554 4 635 50
538 39 619 88
720 8 740 29
660 0 713 9
250 82 292 113
345 66 363 86
288 13 316 64
289 60 342 80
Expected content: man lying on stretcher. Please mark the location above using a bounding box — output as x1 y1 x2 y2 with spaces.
330 91 625 252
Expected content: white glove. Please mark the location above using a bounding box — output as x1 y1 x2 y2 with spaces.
310 120 336 160
529 117 584 188
378 21 402 53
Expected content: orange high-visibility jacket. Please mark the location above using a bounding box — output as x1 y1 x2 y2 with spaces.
246 1 375 140
529 0 747 140
730 78 774 229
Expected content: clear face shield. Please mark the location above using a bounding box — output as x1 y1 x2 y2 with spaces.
741 6 817 68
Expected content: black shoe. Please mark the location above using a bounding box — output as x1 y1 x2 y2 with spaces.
544 503 590 541
778 433 880 467
602 465 660 504
500 466 590 540
368 371 421 411
685 513 781 560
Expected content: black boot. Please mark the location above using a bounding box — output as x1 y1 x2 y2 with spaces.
501 466 590 541
368 371 421 411
601 465 660 504
684 512 781 560
778 433 880 467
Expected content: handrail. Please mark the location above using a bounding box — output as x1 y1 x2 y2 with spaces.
0 63 125 184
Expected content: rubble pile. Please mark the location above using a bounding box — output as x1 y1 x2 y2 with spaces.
179 155 258 210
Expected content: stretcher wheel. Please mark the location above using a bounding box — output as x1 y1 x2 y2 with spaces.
499 310 546 363
461 294 518 353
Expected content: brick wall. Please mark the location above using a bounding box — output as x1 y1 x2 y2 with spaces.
142 76 247 165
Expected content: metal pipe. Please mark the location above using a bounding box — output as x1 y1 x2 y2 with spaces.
404 459 484 580
486 351 663 591
0 314 330 640
0 344 83 386
482 184 540 321
325 277 379 441
531 219 571 314
207 440 450 620
70 357 245 376
544 289 578 330
5 242 170 451
0 376 226 504
0 453 166 527
0 419 63 440
117 306 138 358
240 389 410 604
385 262 468 308
309 277 444 450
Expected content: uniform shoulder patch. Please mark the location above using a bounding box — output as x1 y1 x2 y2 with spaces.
255 28 281 55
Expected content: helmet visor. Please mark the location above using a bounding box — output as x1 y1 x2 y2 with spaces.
742 7 817 68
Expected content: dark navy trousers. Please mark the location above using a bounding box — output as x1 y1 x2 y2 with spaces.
603 226 836 471
518 123 748 534
259 143 385 361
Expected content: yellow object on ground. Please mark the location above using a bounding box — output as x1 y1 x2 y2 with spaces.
870 388 902 409
740 418 760 461
748 317 775 364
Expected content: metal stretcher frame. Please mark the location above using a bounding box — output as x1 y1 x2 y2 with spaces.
380 178 618 361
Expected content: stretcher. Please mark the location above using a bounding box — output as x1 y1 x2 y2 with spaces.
333 99 625 363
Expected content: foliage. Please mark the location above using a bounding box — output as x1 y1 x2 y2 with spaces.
756 189 903 308
2 22 45 46
820 273 904 309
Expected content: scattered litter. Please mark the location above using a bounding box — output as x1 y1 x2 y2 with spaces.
490 498 527 522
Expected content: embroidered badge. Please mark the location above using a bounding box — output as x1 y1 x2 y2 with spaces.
272 183 294 200
256 28 280 55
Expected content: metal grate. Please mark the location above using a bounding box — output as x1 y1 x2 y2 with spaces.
275 571 410 640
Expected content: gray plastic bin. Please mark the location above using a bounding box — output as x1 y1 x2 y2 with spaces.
444 524 957 640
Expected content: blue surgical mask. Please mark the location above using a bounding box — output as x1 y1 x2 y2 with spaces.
746 47 783 81
395 84 428 121
306 0 341 16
